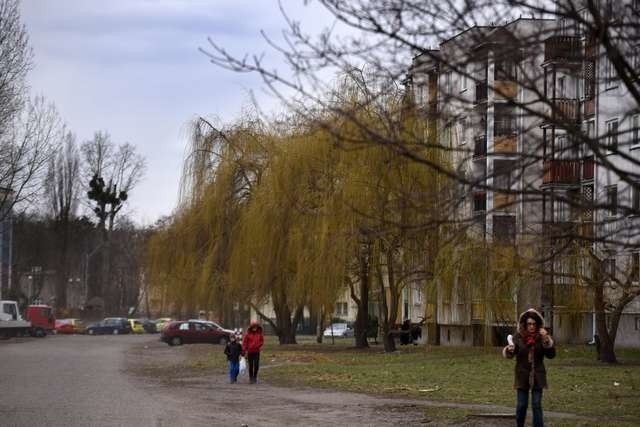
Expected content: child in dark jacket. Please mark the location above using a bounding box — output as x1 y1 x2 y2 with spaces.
224 335 243 383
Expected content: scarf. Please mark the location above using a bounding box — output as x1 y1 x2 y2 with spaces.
524 332 537 347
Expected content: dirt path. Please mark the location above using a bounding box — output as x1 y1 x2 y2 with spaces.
126 339 586 427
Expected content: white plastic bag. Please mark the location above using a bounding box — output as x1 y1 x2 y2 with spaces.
239 356 247 376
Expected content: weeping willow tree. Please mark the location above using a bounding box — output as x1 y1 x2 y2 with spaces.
147 73 453 350
147 115 269 319
311 71 456 352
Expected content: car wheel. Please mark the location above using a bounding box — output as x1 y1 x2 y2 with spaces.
219 336 229 346
88 329 95 335
171 336 182 346
36 328 46 338
113 329 119 335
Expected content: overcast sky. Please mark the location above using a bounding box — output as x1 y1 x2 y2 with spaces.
20 0 337 226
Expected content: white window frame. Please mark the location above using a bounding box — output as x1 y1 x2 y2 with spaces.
460 65 467 92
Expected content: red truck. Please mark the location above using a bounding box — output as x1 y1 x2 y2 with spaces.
0 301 55 339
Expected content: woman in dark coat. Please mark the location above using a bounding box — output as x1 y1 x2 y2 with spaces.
503 308 556 427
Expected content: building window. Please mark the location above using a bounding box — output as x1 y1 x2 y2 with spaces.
603 257 616 279
459 116 468 145
334 302 348 317
444 71 452 96
632 114 640 148
460 65 467 92
558 76 566 98
631 252 640 282
631 183 640 216
606 185 618 216
606 119 618 150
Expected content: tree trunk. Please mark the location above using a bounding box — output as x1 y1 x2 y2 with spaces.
272 296 299 344
315 310 324 343
594 282 617 363
355 244 371 348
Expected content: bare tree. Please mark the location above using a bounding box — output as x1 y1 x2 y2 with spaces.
81 131 145 312
0 96 63 220
0 0 32 139
81 131 146 235
44 131 81 313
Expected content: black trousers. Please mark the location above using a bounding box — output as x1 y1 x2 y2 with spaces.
248 352 260 379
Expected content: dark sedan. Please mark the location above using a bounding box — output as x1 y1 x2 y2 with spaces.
160 320 231 346
86 318 132 335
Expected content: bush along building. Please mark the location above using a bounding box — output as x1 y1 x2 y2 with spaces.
406 2 640 348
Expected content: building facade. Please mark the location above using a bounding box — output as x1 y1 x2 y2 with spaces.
408 2 640 347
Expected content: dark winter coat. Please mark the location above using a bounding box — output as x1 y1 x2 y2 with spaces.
503 308 556 390
242 323 264 354
224 341 243 363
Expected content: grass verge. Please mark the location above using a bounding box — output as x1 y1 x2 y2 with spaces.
183 337 640 426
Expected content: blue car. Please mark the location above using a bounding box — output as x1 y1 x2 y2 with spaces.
86 317 132 335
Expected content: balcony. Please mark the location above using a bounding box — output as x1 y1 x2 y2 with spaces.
542 160 580 185
475 82 487 104
544 36 582 63
542 98 580 126
494 135 517 154
494 80 517 100
473 135 487 159
494 192 516 212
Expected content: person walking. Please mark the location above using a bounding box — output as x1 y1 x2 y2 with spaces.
242 320 264 384
503 308 556 427
223 334 243 383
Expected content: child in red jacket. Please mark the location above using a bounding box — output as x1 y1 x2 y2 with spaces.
242 320 264 384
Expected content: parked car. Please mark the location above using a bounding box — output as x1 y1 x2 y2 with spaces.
55 318 86 334
187 319 235 336
86 317 132 335
323 323 354 337
155 317 173 332
161 320 232 346
127 319 145 334
140 319 157 333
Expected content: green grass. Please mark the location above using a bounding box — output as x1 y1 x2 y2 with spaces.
191 337 640 426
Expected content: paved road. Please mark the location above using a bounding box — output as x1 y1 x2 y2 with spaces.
1 334 582 427
0 334 182 427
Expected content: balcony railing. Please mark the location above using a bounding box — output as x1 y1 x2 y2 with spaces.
542 221 577 238
544 98 580 124
494 135 517 154
542 159 580 184
544 35 582 63
475 82 487 104
473 135 487 158
582 98 595 117
494 80 517 99
494 192 516 212
582 157 594 180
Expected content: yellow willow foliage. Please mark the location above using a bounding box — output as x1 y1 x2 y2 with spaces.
227 127 348 312
147 118 271 316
